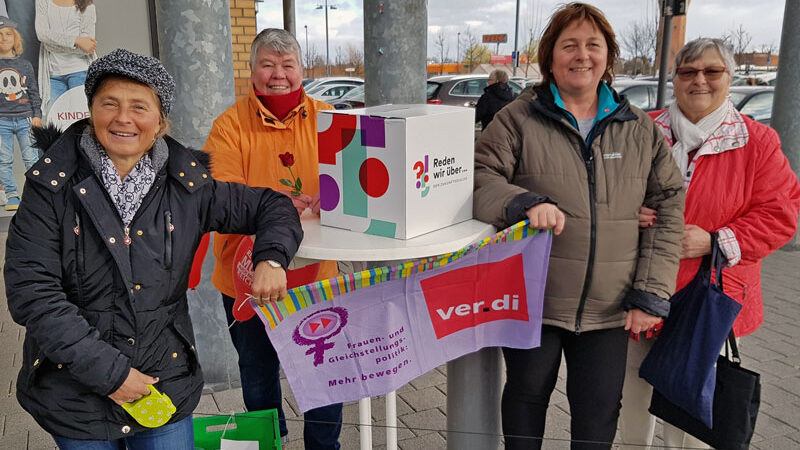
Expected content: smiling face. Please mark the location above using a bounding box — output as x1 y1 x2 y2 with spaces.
90 78 162 166
0 27 16 56
550 20 608 97
250 47 302 95
673 48 732 123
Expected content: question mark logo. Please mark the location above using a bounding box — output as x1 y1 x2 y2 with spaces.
413 161 426 189
412 155 430 198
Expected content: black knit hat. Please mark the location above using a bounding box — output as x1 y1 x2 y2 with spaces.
85 48 175 115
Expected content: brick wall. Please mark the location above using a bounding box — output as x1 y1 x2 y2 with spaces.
229 0 257 97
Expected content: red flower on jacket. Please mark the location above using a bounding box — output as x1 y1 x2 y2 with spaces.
278 152 302 196
279 152 295 167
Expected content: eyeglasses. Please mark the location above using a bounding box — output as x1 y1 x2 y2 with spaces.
675 67 728 81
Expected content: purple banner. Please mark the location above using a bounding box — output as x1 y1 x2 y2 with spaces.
264 233 551 412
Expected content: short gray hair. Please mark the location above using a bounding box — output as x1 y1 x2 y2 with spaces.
490 69 509 83
673 38 736 77
250 28 303 70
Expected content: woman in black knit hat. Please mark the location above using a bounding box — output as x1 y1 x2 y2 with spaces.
4 48 303 448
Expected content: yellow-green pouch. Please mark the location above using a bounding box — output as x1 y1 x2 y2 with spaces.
121 385 177 428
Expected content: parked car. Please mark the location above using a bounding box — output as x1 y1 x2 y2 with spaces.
729 86 774 125
303 76 364 93
611 79 674 111
302 78 316 87
307 83 358 101
426 74 524 107
329 85 365 109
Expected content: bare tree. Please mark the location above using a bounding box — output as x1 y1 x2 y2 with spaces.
758 41 777 56
434 30 449 75
723 24 753 66
305 44 318 78
522 38 537 77
620 2 658 75
335 45 344 69
461 26 488 72
345 43 364 75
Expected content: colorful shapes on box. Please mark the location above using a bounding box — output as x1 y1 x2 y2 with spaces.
359 158 390 198
319 174 339 211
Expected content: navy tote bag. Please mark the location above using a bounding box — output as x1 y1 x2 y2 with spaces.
638 237 742 428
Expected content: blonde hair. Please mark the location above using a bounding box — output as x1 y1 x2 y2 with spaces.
1 27 24 56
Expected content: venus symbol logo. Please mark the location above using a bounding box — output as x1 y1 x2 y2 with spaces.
293 307 348 366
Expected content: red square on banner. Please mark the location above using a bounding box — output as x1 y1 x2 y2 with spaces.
420 254 529 339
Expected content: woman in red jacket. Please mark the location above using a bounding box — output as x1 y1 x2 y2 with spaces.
618 38 800 449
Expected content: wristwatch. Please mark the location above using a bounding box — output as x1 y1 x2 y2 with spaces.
265 260 282 269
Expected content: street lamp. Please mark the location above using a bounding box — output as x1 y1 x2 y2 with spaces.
456 32 461 73
316 1 337 76
304 24 310 78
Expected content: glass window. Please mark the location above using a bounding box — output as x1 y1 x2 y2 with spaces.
426 82 440 99
738 92 773 122
450 79 486 96
623 86 651 109
729 92 747 106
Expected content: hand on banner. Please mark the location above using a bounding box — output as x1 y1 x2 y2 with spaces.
251 260 287 306
278 189 313 216
526 203 565 235
30 117 43 128
681 224 711 259
638 205 657 228
625 308 662 334
75 36 97 54
109 368 158 405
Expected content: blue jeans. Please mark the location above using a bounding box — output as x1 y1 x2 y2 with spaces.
52 415 193 450
0 117 38 198
223 294 343 450
50 70 88 107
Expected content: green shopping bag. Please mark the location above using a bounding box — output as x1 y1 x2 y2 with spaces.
194 409 281 450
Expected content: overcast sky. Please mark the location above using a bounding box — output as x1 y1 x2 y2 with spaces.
256 0 786 61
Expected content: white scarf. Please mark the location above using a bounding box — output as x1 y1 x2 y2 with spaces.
667 100 729 181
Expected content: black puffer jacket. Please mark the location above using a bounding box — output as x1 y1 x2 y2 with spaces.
475 82 516 130
4 120 302 440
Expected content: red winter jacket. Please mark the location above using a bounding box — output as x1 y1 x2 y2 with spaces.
650 108 800 336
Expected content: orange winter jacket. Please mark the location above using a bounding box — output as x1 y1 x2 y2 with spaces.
204 85 337 298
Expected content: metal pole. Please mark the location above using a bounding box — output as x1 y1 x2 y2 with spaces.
447 348 503 449
282 0 295 35
153 0 239 388
773 0 800 249
364 0 426 106
325 0 330 76
457 32 461 73
513 0 520 76
655 2 673 110
304 25 309 77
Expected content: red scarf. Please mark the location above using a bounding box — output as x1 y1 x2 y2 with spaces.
255 87 303 121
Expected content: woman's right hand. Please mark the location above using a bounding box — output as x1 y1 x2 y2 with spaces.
525 203 565 235
278 190 313 216
75 36 97 54
638 205 657 228
108 368 158 406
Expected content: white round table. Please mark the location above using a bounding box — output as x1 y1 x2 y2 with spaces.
295 217 496 450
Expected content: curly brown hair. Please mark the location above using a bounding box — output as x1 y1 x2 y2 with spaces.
75 0 94 13
536 2 619 87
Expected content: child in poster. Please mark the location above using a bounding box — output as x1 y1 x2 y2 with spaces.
0 16 42 211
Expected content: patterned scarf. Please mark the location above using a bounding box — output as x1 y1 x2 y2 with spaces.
81 129 163 227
